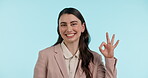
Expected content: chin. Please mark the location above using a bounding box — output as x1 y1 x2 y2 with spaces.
64 38 79 43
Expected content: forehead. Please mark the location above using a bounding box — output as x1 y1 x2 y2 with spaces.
59 14 81 23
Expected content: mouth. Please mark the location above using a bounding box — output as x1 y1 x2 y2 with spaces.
65 33 75 38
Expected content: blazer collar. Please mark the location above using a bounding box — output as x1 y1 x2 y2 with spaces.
53 44 94 78
54 44 69 78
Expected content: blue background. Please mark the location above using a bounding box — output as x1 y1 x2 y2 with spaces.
0 0 148 78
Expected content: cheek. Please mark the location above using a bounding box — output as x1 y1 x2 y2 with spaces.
75 26 83 33
59 28 67 38
58 29 63 37
74 28 82 36
59 27 65 33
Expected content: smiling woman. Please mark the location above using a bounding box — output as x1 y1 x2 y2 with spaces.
34 8 119 78
59 14 85 46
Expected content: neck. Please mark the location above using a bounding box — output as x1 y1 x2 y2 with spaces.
63 40 79 55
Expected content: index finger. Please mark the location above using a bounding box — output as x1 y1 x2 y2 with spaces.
106 32 111 44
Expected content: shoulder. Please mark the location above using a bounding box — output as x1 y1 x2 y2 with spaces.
91 51 102 59
90 51 103 64
38 44 61 56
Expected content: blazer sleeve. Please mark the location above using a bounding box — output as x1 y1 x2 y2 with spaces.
34 51 48 78
97 56 117 78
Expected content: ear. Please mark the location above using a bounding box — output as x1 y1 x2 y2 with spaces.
81 23 85 33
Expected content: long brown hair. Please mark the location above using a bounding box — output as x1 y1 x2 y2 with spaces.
54 8 94 78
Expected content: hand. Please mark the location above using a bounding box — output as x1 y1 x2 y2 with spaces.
99 32 119 58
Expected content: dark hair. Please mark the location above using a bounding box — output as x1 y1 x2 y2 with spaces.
54 8 94 78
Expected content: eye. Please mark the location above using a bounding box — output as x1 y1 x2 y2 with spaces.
71 23 77 26
60 24 67 27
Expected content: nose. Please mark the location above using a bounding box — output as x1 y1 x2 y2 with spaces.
67 25 72 32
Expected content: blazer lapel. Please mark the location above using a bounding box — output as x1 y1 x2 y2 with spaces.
75 60 85 78
54 44 68 78
75 59 94 78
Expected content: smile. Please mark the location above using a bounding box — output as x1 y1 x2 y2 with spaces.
65 33 75 38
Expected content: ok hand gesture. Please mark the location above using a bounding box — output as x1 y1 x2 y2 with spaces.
99 32 119 58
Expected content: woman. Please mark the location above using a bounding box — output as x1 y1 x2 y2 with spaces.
34 8 119 78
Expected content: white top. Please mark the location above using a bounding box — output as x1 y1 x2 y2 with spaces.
61 42 80 78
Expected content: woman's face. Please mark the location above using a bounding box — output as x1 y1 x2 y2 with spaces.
59 14 85 43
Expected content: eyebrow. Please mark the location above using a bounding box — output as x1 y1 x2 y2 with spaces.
60 21 78 24
60 22 66 24
70 21 78 23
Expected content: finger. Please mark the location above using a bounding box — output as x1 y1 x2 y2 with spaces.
106 32 111 44
114 40 120 48
111 34 115 45
99 42 106 52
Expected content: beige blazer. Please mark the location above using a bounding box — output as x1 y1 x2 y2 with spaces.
34 44 117 78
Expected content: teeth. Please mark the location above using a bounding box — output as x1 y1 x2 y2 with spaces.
67 34 74 36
